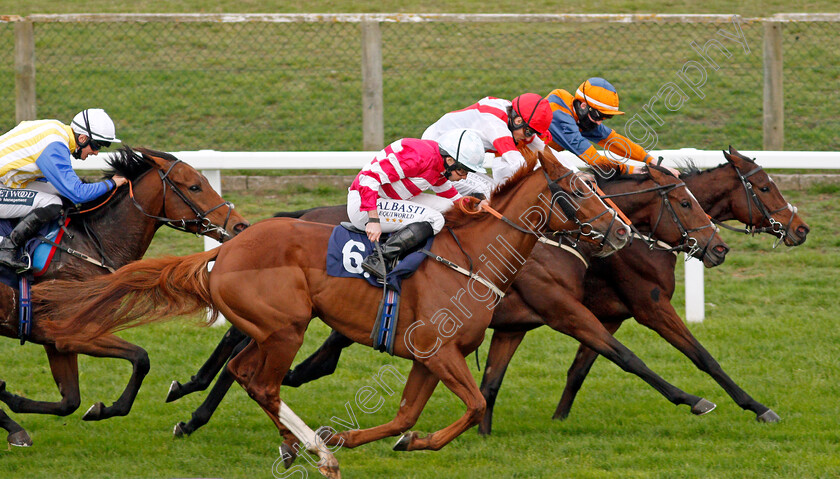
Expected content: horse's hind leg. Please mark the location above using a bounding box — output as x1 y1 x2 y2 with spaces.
0 347 81 416
478 330 527 435
553 321 621 420
0 408 31 447
395 346 486 451
53 334 150 421
283 330 354 387
327 361 439 449
227 328 339 479
167 326 248 403
174 335 250 437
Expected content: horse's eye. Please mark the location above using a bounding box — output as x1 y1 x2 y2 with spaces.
759 186 770 192
189 185 201 192
681 200 691 208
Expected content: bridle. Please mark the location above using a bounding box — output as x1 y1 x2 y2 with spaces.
467 169 621 251
712 163 797 248
129 159 235 240
600 179 719 260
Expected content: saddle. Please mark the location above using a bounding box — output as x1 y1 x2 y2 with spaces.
327 223 434 354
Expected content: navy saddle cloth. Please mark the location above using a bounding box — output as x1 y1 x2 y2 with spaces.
325 224 433 292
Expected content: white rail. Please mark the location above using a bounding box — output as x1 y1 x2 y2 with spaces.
81 149 838 324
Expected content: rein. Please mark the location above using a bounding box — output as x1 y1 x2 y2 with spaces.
600 180 718 259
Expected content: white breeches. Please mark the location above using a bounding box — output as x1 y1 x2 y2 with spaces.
347 190 453 234
0 182 62 218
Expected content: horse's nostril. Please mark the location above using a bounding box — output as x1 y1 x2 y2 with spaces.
797 225 809 236
616 227 627 238
235 222 250 232
714 245 728 255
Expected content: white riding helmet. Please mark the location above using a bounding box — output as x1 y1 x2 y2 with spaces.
437 128 487 174
71 108 121 145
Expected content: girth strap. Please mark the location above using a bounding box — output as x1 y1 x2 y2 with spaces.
419 249 505 299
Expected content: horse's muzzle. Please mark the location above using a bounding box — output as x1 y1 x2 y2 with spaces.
702 241 730 267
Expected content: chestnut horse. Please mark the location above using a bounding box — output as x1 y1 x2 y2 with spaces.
34 152 627 477
0 147 248 446
164 161 731 441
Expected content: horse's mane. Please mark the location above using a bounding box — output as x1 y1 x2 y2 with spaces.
72 146 174 220
105 146 174 181
593 162 677 188
677 153 756 179
443 146 539 227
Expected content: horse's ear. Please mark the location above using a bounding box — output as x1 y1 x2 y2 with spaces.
646 163 668 181
142 152 170 170
722 149 733 163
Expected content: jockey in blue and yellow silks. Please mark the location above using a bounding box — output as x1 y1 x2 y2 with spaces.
546 77 665 178
0 109 127 271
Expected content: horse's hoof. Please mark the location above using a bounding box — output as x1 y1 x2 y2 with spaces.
7 430 32 447
173 422 190 438
757 409 781 423
691 398 717 416
280 442 297 469
165 381 183 403
316 452 341 479
0 379 6 393
82 402 105 421
393 431 417 451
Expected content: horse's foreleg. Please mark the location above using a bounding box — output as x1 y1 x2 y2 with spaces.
545 310 715 415
394 347 485 451
634 306 778 422
478 330 527 435
0 346 81 416
53 335 149 421
228 327 339 479
167 326 248 403
174 336 249 437
0 408 31 447
330 361 439 449
553 321 622 420
283 330 354 387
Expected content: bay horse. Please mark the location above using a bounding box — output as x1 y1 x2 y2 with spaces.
34 152 627 478
165 161 732 442
266 148 806 434
0 147 249 446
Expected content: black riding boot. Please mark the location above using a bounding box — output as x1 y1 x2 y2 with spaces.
362 221 434 281
0 204 62 272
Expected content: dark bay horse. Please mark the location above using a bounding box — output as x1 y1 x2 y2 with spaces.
164 161 732 441
0 147 249 446
543 147 808 424
34 153 627 477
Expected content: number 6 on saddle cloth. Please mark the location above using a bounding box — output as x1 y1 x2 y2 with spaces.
326 223 434 354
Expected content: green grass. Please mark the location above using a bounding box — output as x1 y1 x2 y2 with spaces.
1 180 838 478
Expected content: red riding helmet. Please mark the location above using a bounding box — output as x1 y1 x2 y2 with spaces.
510 93 552 136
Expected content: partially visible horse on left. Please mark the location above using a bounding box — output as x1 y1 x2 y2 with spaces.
34 152 627 477
0 147 248 446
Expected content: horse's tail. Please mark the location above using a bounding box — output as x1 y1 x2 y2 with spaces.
36 248 220 340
